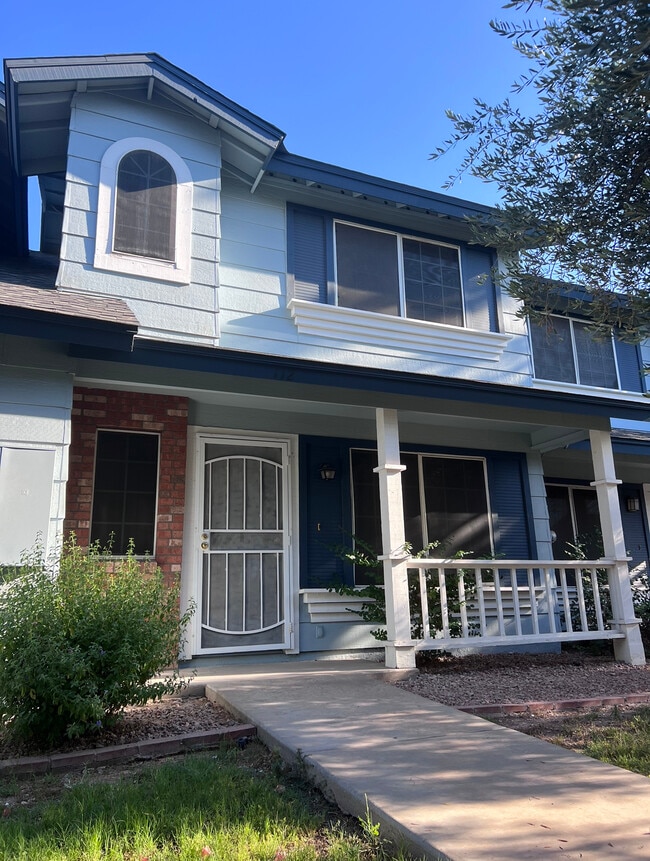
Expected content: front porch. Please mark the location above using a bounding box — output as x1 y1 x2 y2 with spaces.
58 354 650 668
374 410 645 668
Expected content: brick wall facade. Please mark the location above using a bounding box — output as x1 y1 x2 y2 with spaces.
65 388 189 587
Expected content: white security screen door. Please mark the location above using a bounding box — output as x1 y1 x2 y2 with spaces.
198 438 291 653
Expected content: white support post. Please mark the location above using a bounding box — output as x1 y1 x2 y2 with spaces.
589 429 645 665
374 408 415 669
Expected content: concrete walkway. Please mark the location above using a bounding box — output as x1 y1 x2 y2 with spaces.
198 659 650 861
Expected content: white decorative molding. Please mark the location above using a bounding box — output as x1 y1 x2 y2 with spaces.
288 298 511 362
94 137 193 285
300 589 375 624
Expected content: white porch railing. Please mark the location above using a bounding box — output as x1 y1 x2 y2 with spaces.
405 558 624 652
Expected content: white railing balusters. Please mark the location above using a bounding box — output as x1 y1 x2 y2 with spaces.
558 567 573 634
590 567 606 632
475 568 487 637
418 568 431 639
405 558 621 652
458 569 470 638
493 569 506 636
574 569 590 632
527 566 540 635
438 567 450 639
510 568 523 637
543 566 557 634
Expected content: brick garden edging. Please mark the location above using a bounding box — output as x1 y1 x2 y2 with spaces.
459 691 650 716
0 724 256 776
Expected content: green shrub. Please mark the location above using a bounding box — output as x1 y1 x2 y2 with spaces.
330 536 473 641
0 537 193 746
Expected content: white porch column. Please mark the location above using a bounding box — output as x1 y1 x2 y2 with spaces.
589 429 645 665
374 408 415 669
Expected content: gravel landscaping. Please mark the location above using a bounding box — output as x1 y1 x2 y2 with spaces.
3 651 650 763
396 651 650 707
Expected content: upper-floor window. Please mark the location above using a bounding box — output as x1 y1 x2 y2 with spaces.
335 222 464 326
530 316 619 389
287 206 510 361
114 150 177 261
94 137 193 284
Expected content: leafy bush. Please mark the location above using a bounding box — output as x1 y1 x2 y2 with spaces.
0 537 193 745
330 536 473 641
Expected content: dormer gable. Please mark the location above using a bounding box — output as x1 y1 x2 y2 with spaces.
3 53 286 257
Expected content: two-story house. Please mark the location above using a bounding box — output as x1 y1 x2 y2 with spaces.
1 54 649 667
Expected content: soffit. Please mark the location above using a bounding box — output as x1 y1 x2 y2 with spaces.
5 55 285 182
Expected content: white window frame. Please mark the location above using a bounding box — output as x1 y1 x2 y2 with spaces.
94 137 193 285
530 314 621 390
333 219 467 326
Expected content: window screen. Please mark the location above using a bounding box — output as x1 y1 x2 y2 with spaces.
91 431 159 555
403 239 463 326
114 150 176 261
335 224 400 316
531 316 619 388
573 322 618 388
530 317 576 383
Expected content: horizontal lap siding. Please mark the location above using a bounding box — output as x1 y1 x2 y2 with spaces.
218 183 293 349
60 93 220 346
0 368 73 557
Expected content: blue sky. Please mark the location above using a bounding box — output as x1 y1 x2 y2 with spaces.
1 0 538 207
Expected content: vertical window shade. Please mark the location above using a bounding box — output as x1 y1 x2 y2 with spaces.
114 151 176 261
530 317 576 383
336 224 400 316
573 321 618 388
530 316 620 388
351 449 492 584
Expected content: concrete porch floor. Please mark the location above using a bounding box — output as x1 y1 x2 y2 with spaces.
187 659 650 861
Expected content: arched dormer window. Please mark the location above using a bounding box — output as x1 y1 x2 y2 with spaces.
94 138 192 284
114 150 176 261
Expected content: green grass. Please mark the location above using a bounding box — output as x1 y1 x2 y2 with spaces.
531 706 650 779
0 742 418 860
577 708 650 777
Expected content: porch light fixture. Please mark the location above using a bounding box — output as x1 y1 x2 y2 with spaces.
626 496 640 512
320 464 336 481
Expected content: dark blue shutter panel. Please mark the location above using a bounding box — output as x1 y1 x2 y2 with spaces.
289 208 328 303
487 455 532 560
461 246 497 332
614 338 643 393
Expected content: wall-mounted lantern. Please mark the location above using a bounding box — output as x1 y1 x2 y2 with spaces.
320 464 336 481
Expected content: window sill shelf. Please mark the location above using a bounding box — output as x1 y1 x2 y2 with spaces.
288 298 511 362
300 588 375 624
